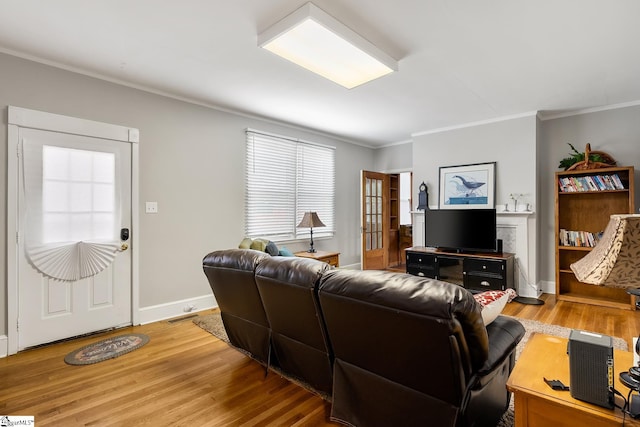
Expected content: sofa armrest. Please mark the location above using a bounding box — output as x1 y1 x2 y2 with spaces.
478 315 525 375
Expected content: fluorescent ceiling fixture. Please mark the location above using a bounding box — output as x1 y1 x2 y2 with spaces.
258 3 397 89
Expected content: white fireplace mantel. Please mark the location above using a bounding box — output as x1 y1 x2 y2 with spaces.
496 211 539 298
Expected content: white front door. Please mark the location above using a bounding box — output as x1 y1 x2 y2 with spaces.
16 127 132 350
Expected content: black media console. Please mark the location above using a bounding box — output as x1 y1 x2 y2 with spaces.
405 246 514 292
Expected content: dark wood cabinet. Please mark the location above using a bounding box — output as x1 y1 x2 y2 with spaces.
406 247 514 292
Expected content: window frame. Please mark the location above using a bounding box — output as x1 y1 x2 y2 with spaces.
245 129 335 243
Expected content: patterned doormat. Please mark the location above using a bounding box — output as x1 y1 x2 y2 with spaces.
64 333 150 365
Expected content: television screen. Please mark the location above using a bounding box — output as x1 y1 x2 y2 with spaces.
425 208 497 253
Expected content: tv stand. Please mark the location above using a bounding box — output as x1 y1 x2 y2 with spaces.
405 247 514 292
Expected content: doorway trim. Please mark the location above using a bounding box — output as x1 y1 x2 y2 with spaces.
6 106 140 356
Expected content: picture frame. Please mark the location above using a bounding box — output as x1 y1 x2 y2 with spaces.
438 162 495 209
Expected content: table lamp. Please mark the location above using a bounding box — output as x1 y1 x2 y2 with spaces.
297 212 325 253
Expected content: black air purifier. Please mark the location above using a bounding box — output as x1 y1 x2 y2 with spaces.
568 329 614 408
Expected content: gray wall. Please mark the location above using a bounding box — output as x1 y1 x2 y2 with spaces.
377 107 640 292
538 106 640 284
412 115 538 211
0 52 375 337
373 142 412 172
410 115 539 288
4 50 640 340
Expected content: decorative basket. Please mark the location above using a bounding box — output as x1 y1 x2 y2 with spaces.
566 143 617 171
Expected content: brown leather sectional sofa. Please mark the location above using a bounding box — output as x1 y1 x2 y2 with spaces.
203 249 525 427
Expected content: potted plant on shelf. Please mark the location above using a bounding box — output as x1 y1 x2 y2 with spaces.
558 143 616 171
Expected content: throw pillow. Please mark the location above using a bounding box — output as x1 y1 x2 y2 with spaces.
279 247 295 257
250 238 269 252
473 289 517 325
238 238 253 249
265 241 279 256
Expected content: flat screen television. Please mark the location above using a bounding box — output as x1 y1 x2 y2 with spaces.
425 208 497 253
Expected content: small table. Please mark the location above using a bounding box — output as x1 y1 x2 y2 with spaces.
294 250 340 267
506 333 640 426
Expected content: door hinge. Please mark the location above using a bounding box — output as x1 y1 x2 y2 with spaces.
16 318 20 332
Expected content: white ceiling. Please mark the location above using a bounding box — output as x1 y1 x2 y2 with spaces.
1 0 639 148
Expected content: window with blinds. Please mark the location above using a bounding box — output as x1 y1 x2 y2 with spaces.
245 130 335 241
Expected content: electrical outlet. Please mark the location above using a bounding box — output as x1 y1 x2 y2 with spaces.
145 201 158 214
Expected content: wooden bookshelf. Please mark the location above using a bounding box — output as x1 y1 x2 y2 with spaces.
388 174 400 266
555 166 635 310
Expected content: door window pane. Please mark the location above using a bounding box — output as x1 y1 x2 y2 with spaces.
42 146 115 243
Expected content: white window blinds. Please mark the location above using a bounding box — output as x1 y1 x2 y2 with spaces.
245 130 335 241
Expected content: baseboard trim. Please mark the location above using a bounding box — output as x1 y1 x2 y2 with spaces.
1 274 551 358
0 335 7 358
340 262 361 270
539 280 555 295
138 294 217 325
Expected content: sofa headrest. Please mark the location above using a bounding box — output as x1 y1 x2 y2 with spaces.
319 268 489 369
319 269 475 315
255 256 331 289
203 248 270 272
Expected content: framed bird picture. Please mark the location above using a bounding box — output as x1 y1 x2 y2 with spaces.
438 162 496 209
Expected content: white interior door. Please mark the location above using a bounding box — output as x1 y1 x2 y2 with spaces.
17 128 132 350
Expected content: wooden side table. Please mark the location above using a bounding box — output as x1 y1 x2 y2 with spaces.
294 250 340 267
506 333 639 426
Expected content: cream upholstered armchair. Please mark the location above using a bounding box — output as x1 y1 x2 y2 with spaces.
571 214 640 292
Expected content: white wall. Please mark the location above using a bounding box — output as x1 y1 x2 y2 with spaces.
0 52 375 339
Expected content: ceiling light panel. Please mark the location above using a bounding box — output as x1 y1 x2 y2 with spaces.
258 3 397 89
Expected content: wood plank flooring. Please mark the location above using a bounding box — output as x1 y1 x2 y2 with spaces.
502 293 640 345
2 293 639 426
0 314 336 426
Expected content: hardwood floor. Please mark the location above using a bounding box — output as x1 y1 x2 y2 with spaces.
502 293 640 345
0 313 337 426
2 295 639 426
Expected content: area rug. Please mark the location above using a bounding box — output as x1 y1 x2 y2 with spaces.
193 313 628 426
507 316 627 356
64 333 150 365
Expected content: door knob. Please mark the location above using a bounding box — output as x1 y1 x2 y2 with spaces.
120 243 129 251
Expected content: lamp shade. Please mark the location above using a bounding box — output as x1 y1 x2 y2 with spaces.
297 212 326 228
571 214 640 287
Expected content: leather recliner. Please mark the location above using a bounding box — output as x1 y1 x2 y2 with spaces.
317 268 525 427
255 256 334 394
202 249 525 427
202 249 272 364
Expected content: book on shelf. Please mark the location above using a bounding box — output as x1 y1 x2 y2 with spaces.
557 173 625 192
559 228 604 247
